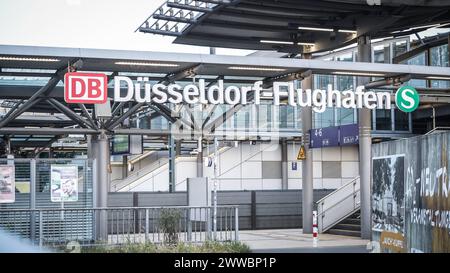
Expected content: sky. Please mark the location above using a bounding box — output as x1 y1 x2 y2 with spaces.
0 0 448 56
0 0 254 55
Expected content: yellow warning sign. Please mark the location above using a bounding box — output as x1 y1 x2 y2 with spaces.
297 145 306 160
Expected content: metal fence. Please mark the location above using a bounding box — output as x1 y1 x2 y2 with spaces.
0 158 94 211
0 206 239 248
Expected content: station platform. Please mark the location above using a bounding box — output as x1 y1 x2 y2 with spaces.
240 229 370 253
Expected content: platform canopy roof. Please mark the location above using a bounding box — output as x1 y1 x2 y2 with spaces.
0 44 449 151
137 0 450 53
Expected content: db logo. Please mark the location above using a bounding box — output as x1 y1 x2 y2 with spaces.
64 72 108 104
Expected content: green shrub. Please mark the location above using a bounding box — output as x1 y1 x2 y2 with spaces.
80 241 250 253
159 208 181 245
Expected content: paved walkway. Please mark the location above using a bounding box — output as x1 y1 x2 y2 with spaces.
240 229 370 253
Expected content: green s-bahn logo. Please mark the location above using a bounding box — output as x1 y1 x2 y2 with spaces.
395 86 419 112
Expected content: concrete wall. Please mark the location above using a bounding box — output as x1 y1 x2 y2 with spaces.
312 146 360 189
202 143 359 190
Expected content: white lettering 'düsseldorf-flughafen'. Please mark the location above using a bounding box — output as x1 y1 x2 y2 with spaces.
113 76 396 113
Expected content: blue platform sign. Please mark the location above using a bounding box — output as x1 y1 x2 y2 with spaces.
340 124 359 146
310 126 339 148
292 162 297 170
309 124 359 148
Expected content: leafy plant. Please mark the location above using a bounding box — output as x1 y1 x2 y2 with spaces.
80 241 251 253
159 208 181 245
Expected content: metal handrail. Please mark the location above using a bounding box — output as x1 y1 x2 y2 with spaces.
317 188 360 216
316 176 360 205
425 126 450 135
111 158 169 191
113 157 167 182
1 205 240 247
319 203 360 233
119 157 197 192
0 205 239 212
316 176 360 233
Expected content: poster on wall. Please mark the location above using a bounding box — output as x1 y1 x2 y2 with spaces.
50 165 78 202
372 154 405 253
0 165 15 203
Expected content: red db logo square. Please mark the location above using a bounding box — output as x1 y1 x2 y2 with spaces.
64 72 108 104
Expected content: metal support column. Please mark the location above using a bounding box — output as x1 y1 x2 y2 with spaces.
213 137 218 240
281 138 288 190
301 53 313 234
175 140 182 156
168 122 176 192
92 130 110 241
30 159 36 243
197 137 203 177
357 35 372 239
122 155 128 179
4 136 11 155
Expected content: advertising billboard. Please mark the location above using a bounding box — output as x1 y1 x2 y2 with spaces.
0 165 15 203
372 155 405 253
50 165 79 202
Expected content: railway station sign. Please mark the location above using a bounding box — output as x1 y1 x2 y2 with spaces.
64 72 419 113
64 72 108 104
309 124 359 148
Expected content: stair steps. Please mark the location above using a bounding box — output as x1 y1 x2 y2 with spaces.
326 210 361 237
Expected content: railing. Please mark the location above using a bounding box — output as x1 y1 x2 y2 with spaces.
111 158 169 192
316 176 360 233
0 206 239 249
425 126 450 135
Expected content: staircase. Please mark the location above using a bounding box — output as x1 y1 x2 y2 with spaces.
111 157 169 191
327 210 361 237
316 176 361 237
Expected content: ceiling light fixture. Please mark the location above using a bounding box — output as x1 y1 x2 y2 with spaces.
333 71 385 77
298 27 357 34
338 29 357 34
228 66 286 72
426 76 450 81
298 26 333 32
260 40 294 45
0 56 60 62
115 61 179 67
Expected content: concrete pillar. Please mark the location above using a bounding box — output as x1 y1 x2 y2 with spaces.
301 53 313 234
197 137 203 177
281 138 288 190
357 35 372 239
